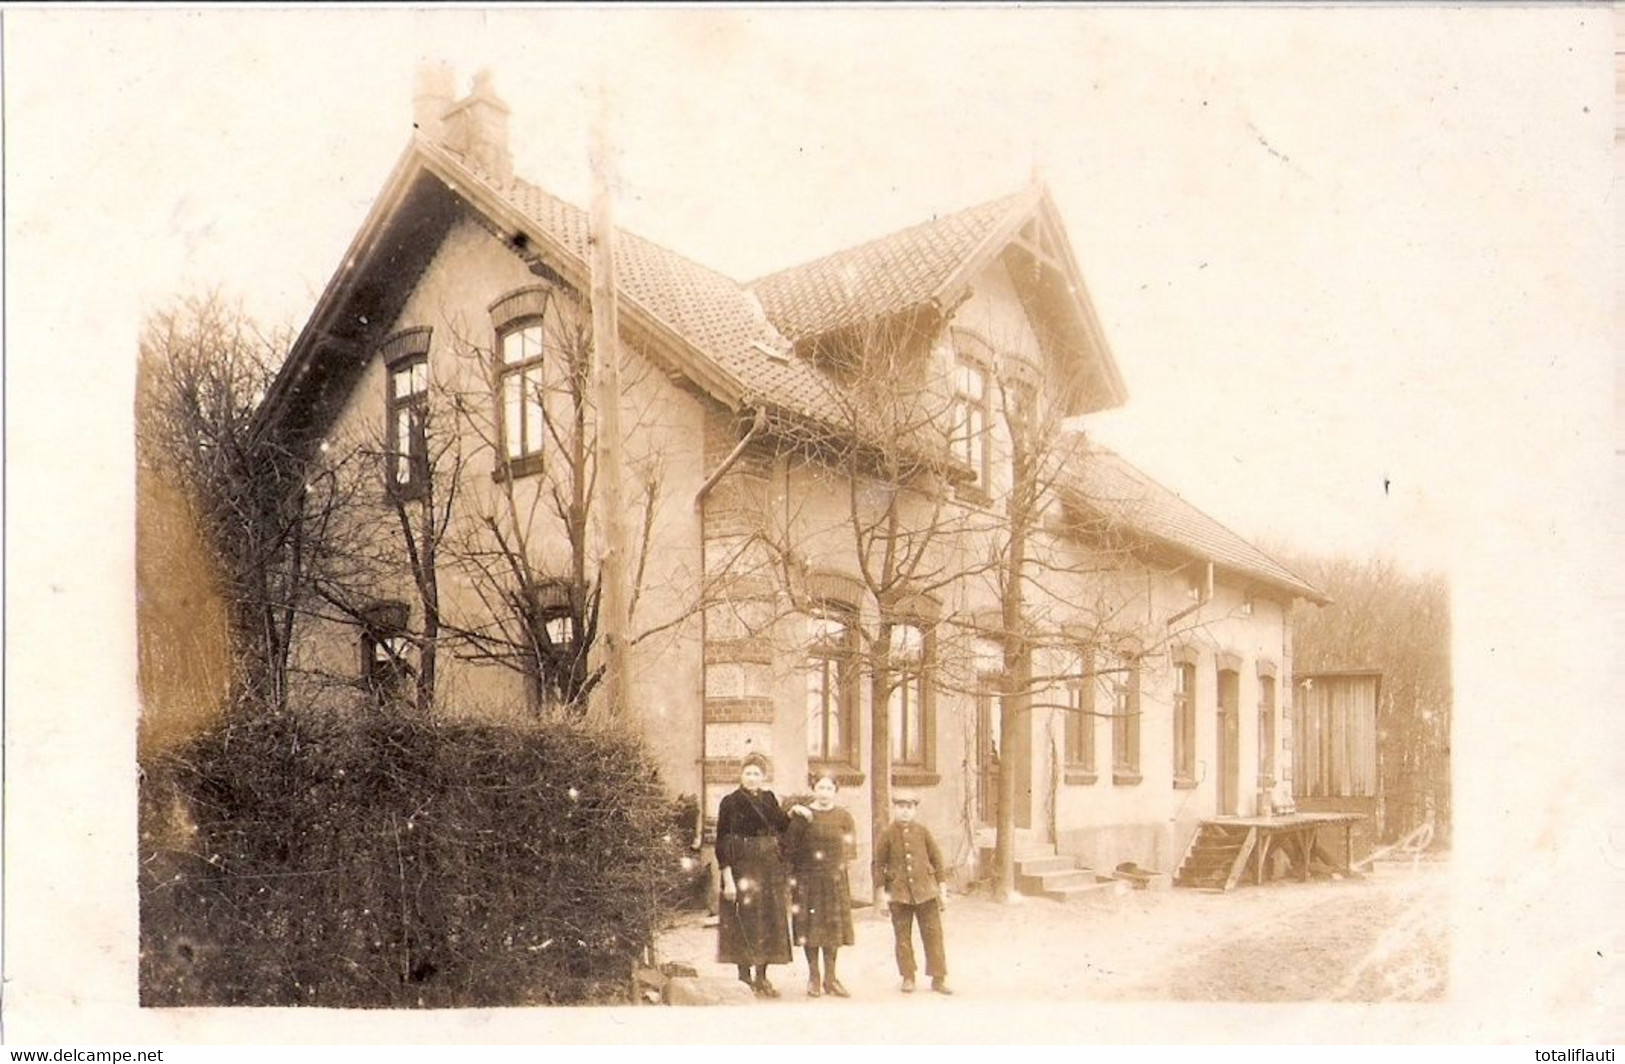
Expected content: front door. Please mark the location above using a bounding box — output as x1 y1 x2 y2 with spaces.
1217 668 1241 816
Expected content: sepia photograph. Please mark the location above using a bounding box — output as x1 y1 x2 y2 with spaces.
2 3 1618 1047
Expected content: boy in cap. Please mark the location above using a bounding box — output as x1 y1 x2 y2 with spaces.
872 791 952 994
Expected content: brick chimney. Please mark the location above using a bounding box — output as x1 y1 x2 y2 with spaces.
440 68 513 184
412 61 455 141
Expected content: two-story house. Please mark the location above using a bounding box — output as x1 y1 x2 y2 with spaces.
255 68 1325 894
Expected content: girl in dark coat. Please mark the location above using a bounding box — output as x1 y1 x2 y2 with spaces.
715 752 806 997
783 772 858 997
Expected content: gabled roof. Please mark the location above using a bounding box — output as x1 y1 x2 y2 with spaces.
1065 445 1327 604
257 127 1313 602
259 132 1133 448
258 136 849 443
749 189 1033 342
749 184 1129 415
449 141 839 422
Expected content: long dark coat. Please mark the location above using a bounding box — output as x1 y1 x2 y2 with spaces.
714 787 793 965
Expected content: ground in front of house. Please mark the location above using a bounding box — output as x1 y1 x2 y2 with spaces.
655 859 1448 1003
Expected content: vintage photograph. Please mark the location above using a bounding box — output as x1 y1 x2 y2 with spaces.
4 4 1618 1046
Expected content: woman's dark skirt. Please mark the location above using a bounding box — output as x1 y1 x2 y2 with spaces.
791 867 855 949
717 835 792 965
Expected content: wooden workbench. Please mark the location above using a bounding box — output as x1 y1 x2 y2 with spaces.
1203 812 1366 888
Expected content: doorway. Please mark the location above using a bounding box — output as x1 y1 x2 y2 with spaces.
975 676 1032 830
976 681 1000 826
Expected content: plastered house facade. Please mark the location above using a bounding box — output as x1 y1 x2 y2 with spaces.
258 70 1325 892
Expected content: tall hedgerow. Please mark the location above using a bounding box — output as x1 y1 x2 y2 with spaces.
140 710 688 1007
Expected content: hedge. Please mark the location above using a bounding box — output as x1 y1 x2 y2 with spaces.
139 710 691 1007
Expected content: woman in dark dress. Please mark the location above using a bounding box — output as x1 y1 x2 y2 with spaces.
783 772 858 997
715 752 805 997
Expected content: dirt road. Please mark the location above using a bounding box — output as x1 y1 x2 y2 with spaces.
657 860 1448 1004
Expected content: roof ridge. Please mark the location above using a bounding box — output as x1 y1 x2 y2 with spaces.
746 185 1035 289
424 137 755 291
1075 443 1323 600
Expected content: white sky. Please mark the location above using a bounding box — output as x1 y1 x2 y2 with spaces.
3 5 1620 1042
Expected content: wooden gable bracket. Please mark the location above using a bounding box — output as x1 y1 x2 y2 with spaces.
1010 230 1066 277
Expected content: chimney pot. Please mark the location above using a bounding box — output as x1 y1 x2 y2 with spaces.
413 61 455 142
441 68 513 184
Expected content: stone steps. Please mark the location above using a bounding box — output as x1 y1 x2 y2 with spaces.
1042 878 1128 903
977 838 1126 903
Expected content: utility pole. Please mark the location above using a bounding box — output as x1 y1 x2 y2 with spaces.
589 100 630 723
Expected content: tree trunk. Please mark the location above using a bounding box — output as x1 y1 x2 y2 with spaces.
995 644 1031 903
869 621 893 907
416 492 440 716
995 414 1033 903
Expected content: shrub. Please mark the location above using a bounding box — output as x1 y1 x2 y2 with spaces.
140 710 686 1007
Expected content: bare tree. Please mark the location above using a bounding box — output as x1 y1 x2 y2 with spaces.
748 295 1267 905
440 291 689 717
137 292 354 718
308 385 465 717
1284 553 1452 846
316 286 717 721
969 333 1190 901
760 315 994 893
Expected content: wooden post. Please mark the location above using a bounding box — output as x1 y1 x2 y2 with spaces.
590 101 630 723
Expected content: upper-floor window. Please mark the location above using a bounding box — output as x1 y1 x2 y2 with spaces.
378 328 434 496
952 356 992 489
888 621 931 768
806 605 859 768
388 355 429 494
499 320 547 467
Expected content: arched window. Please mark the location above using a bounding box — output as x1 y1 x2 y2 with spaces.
1063 645 1097 781
952 355 991 486
360 601 413 700
490 285 555 476
379 327 431 496
805 603 858 768
1257 662 1279 788
499 319 546 466
1172 645 1200 786
888 621 931 768
1104 649 1142 784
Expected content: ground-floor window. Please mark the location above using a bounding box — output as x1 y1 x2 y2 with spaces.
1064 647 1097 780
1173 659 1197 784
806 605 859 769
1107 651 1142 783
888 622 931 769
1257 669 1278 787
360 601 413 700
